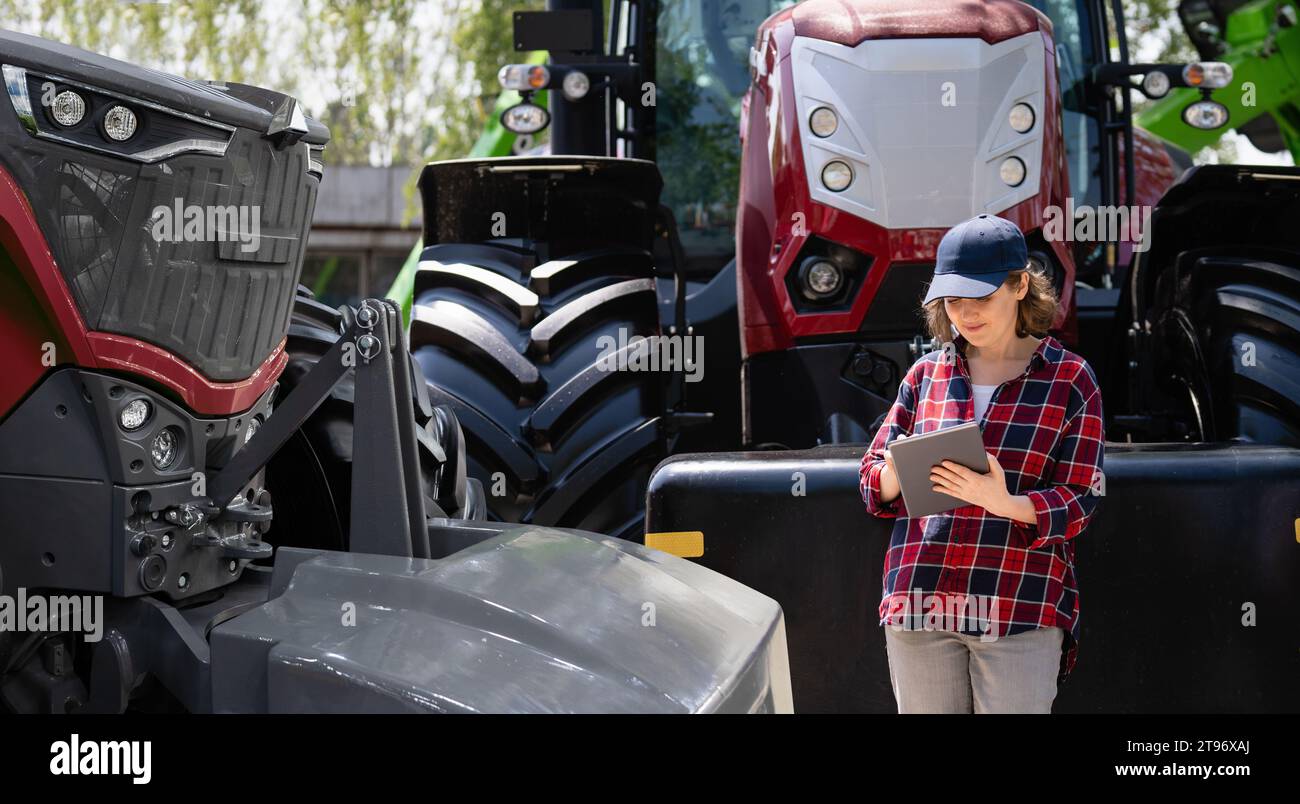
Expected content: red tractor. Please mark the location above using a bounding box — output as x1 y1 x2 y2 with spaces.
411 0 1300 710
738 0 1164 447
0 29 793 713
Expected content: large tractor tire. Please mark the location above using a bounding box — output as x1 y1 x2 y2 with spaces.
264 288 485 552
1150 246 1300 446
1133 166 1300 448
408 239 667 541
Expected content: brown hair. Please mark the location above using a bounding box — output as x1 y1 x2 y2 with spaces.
922 268 1059 346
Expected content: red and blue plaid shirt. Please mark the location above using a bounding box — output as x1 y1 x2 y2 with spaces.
859 332 1105 684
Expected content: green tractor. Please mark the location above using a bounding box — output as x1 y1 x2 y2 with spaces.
1137 0 1300 161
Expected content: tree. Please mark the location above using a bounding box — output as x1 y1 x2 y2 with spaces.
0 0 531 167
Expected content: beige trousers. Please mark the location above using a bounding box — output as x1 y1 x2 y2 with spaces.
883 625 1064 713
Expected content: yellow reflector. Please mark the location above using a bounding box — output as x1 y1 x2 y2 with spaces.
645 530 704 558
1295 518 1300 543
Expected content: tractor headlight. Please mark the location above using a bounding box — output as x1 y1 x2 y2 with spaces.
501 101 550 134
498 64 550 91
102 105 138 142
119 399 152 431
800 259 843 300
1182 62 1233 89
1142 71 1170 98
809 106 838 138
150 427 180 470
1000 156 1026 187
1182 99 1229 129
4 65 232 162
1008 103 1035 133
821 160 853 192
49 90 86 127
562 70 590 101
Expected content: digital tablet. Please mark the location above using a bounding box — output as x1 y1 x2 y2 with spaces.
887 422 991 518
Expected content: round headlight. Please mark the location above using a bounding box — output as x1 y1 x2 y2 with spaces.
562 70 590 101
501 102 550 135
821 160 853 192
1008 103 1035 133
50 90 86 127
1141 71 1170 98
150 427 180 470
1000 156 1027 187
119 399 152 431
102 105 138 142
809 106 838 137
805 260 843 298
1182 99 1229 130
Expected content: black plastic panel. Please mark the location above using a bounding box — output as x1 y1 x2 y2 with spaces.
419 156 662 260
0 368 275 599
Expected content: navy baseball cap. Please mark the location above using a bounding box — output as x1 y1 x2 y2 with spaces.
922 214 1029 305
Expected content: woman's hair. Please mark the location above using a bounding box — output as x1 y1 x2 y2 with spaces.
922 267 1059 344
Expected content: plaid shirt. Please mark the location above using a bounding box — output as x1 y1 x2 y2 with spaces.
859 333 1105 684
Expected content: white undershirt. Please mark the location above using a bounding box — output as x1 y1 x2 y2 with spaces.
972 383 998 424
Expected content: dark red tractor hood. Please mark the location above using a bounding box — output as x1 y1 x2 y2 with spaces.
791 0 1049 47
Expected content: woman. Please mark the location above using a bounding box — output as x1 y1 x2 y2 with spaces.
859 213 1106 714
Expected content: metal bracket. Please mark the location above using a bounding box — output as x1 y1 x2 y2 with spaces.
205 298 429 559
348 299 429 558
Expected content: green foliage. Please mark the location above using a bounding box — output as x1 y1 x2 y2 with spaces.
423 0 546 163
0 0 542 167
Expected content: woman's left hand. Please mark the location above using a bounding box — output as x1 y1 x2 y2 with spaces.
930 452 1011 516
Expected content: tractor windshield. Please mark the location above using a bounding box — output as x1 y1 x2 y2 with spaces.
1025 0 1102 209
655 0 797 275
654 0 1102 276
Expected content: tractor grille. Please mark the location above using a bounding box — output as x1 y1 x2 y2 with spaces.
28 129 319 382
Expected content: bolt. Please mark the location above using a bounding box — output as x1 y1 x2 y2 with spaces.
228 560 237 573
356 333 381 360
160 532 173 549
177 573 189 590
356 303 379 329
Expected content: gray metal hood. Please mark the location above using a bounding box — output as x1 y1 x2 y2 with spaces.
210 525 793 713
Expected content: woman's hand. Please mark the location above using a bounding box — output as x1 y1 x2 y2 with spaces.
883 433 908 477
878 433 909 503
929 452 1012 516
